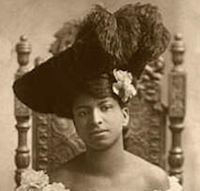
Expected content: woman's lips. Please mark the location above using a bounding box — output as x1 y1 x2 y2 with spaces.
90 130 109 137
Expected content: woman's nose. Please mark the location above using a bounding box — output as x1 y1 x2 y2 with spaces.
90 108 102 125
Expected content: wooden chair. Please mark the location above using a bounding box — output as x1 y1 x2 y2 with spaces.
13 26 186 187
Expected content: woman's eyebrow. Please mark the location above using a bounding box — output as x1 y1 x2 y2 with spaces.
98 99 112 105
74 105 90 111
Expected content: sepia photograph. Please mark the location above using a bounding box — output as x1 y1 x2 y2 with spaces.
0 0 198 190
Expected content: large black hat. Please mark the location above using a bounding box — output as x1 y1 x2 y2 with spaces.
13 3 170 117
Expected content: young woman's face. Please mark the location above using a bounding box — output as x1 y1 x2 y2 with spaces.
72 94 129 150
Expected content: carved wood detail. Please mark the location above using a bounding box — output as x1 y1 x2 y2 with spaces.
32 113 49 172
32 113 86 172
168 33 186 184
48 116 85 172
14 36 31 187
124 57 166 168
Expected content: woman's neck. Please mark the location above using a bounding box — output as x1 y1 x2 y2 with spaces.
84 135 126 177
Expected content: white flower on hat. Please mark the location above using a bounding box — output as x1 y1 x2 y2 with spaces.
112 69 137 103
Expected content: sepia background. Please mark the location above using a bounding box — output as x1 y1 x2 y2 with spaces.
0 0 199 190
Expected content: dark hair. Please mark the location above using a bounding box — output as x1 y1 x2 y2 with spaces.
54 73 129 118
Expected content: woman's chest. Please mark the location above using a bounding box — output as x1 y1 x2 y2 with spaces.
69 173 150 191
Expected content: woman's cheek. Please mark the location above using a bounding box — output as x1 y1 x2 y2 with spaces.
77 117 88 128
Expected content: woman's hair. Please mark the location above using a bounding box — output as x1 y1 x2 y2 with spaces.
54 73 129 118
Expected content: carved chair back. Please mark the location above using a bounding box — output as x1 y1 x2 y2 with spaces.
14 28 186 186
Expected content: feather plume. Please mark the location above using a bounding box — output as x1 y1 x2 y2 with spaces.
74 3 170 78
114 3 171 78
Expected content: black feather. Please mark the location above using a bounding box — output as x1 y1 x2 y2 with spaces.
73 3 170 78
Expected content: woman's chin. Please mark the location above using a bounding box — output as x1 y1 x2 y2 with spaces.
86 138 117 151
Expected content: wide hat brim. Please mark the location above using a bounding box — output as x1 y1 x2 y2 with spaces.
13 48 74 114
13 3 171 116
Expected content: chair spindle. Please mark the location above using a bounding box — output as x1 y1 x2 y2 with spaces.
14 36 31 186
168 33 186 184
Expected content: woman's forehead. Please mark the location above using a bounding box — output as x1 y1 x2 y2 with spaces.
72 94 117 108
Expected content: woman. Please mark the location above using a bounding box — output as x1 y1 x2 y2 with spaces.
13 3 181 191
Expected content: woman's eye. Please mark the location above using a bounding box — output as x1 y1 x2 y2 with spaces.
77 111 87 117
101 105 112 112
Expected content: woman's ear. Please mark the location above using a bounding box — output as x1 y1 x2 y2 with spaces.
122 107 129 126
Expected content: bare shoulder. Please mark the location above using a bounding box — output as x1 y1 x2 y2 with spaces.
145 161 169 190
49 153 85 187
126 152 169 190
49 163 72 187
